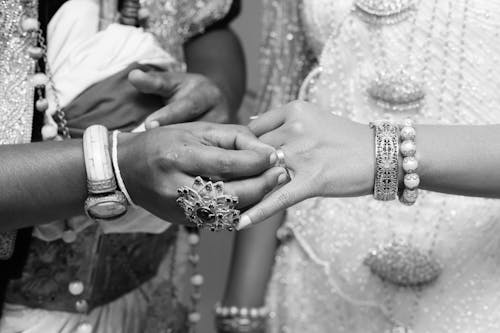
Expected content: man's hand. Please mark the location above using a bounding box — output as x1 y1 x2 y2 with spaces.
128 69 232 128
118 122 285 224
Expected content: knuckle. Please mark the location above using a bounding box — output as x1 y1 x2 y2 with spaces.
289 120 305 134
287 100 306 111
276 191 292 207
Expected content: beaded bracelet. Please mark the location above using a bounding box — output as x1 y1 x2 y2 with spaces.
214 303 269 333
399 119 419 205
370 121 400 201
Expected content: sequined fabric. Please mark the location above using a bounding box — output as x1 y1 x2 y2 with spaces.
0 0 37 260
265 0 500 332
141 0 232 66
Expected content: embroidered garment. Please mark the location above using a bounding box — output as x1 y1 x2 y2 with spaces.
263 1 500 332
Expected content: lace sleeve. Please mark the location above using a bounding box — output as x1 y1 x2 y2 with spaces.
256 0 316 114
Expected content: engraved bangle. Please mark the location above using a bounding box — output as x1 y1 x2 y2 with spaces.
370 121 400 201
83 125 117 194
399 119 419 205
111 130 136 207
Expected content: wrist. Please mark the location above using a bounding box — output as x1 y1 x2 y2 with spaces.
364 124 376 196
116 132 143 206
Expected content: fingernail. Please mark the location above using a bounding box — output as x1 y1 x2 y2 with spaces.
249 115 259 120
148 120 159 129
277 172 288 185
269 152 277 165
236 215 252 231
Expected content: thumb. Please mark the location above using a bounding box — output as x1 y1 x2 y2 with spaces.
128 69 181 98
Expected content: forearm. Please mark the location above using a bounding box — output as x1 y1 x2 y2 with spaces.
184 27 246 121
416 124 500 197
222 212 283 308
0 140 86 231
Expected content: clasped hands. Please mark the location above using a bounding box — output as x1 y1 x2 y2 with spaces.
122 69 374 229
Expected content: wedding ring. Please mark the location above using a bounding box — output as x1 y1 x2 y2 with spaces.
275 148 286 168
275 148 293 181
176 177 240 232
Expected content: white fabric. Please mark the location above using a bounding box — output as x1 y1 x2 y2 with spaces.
33 0 175 242
267 1 500 332
46 0 175 114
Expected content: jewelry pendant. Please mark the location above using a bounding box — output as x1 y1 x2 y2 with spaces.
364 240 442 287
368 68 425 113
354 0 416 25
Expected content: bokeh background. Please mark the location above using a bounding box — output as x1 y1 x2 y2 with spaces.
198 2 264 333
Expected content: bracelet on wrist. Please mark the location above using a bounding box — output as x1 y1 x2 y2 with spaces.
83 125 128 221
399 118 419 205
370 121 400 201
111 130 136 207
214 303 269 332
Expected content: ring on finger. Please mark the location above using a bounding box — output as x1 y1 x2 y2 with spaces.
276 148 286 168
176 176 240 232
275 148 292 181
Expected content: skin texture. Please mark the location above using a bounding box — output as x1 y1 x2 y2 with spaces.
222 100 500 328
129 27 246 128
238 100 500 228
0 23 248 231
0 123 284 232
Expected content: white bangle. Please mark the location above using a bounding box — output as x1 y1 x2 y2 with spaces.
111 130 136 207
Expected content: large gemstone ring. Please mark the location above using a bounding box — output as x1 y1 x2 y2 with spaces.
176 177 240 232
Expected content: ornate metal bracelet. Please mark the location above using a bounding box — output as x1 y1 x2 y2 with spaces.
370 121 400 201
214 303 269 332
399 119 419 205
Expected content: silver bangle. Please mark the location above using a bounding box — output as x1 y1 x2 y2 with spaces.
111 130 136 207
370 121 400 201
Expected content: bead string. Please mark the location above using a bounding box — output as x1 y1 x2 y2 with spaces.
186 227 203 332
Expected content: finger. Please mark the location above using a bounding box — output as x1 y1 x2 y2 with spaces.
145 97 213 128
183 144 274 179
128 69 183 98
225 167 289 208
248 108 286 137
237 179 307 230
201 124 275 155
258 125 288 148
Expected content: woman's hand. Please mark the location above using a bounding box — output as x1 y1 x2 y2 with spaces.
128 69 231 128
238 101 375 229
118 122 286 224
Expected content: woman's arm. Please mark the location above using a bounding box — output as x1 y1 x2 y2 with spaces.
417 124 500 197
184 26 246 121
220 212 283 332
239 101 500 227
223 212 283 306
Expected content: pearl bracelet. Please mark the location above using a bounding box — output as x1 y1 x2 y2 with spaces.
399 119 419 205
214 303 269 332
